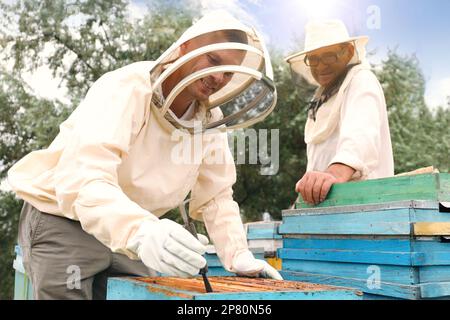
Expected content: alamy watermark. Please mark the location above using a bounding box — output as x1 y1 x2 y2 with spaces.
170 124 279 176
367 265 381 290
66 265 81 290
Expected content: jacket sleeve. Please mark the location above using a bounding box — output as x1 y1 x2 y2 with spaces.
329 70 385 180
189 131 249 272
53 69 157 260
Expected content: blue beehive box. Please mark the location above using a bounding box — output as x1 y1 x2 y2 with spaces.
279 199 450 300
245 221 283 258
107 276 363 300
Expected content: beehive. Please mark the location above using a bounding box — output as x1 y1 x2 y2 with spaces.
106 276 363 300
280 173 450 300
245 221 283 258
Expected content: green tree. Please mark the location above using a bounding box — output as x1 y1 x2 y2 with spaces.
375 51 450 173
0 0 197 300
233 51 315 222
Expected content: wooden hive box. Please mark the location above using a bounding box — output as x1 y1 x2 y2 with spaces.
295 173 450 209
280 173 450 300
106 276 363 300
245 221 283 259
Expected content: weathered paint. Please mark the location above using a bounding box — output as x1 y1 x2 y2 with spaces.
295 174 450 209
106 276 363 300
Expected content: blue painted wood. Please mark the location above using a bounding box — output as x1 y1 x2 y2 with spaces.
279 248 416 266
106 277 362 300
362 293 401 300
420 282 450 298
107 278 193 300
205 267 235 277
194 291 361 300
281 205 450 237
283 238 412 252
247 228 282 240
205 253 264 268
419 266 450 283
280 208 412 235
412 208 450 223
280 271 419 300
282 238 450 266
412 251 450 266
281 259 417 284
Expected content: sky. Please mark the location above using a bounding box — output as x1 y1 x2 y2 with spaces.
185 0 450 109
4 0 450 109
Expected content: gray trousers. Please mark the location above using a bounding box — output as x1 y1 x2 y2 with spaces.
18 201 155 300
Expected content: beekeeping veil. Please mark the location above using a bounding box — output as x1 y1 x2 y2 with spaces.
149 10 277 133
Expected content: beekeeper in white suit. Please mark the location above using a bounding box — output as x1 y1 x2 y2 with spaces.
8 10 282 300
285 20 394 206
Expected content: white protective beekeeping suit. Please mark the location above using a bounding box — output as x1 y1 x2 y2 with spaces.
285 20 394 180
8 10 280 278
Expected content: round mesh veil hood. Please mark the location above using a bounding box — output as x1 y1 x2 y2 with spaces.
149 10 277 133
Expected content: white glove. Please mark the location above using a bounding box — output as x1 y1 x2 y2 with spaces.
128 219 209 278
231 250 283 280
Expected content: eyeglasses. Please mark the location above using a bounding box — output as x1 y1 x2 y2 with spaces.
304 49 346 67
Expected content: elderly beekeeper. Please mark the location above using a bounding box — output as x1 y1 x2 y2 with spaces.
285 20 394 206
8 10 282 300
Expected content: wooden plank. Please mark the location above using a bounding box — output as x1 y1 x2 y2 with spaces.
279 248 415 266
281 259 417 284
283 238 412 252
282 239 450 266
413 222 450 236
419 266 450 283
295 173 450 209
247 228 282 240
206 252 265 267
280 209 412 235
412 209 450 223
420 282 450 299
280 271 419 300
106 277 362 300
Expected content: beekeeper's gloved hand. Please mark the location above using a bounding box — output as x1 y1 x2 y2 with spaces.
128 219 209 278
231 250 283 280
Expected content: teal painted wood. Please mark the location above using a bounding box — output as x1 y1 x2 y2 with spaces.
281 239 450 266
295 173 450 209
106 277 362 300
206 267 235 277
362 293 401 300
194 291 361 300
419 266 450 282
280 208 412 235
280 271 420 300
420 282 450 298
283 238 412 251
247 228 282 240
107 278 193 300
412 252 450 266
279 248 415 266
412 208 450 222
282 259 417 284
205 253 264 268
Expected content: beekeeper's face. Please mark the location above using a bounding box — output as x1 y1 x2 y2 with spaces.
178 32 246 101
307 43 354 87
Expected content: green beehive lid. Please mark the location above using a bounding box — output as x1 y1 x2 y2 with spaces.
296 173 450 209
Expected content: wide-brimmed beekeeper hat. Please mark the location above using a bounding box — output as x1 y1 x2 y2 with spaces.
150 10 277 133
285 19 369 86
